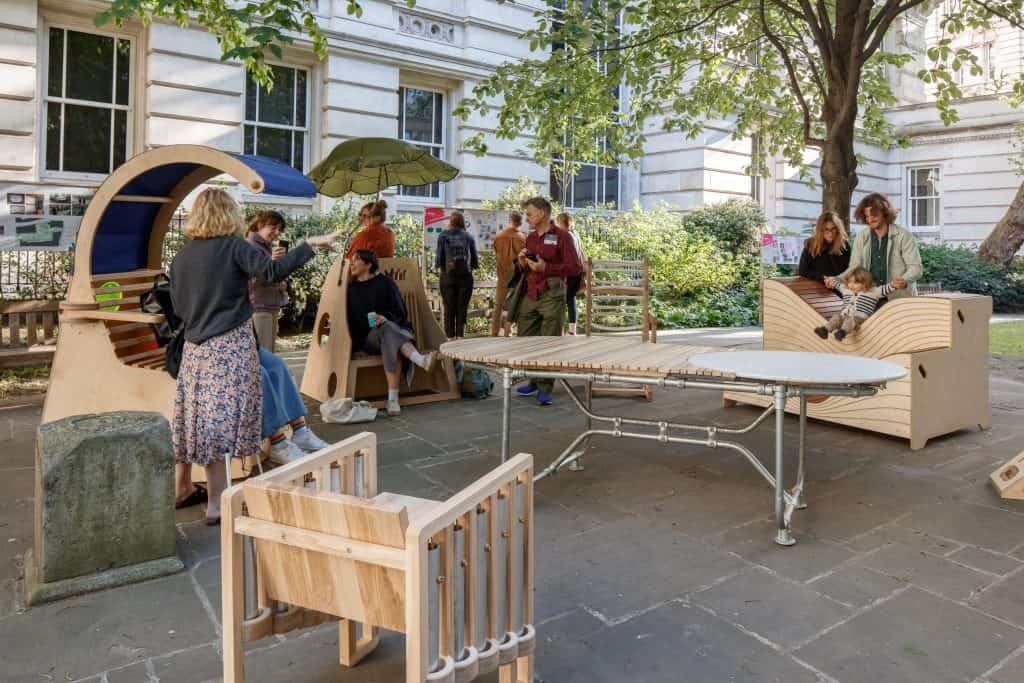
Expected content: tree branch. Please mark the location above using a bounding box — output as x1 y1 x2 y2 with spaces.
782 13 828 98
972 0 1024 31
863 0 930 59
759 0 826 147
584 0 743 56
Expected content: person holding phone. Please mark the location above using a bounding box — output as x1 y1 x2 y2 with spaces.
245 210 290 351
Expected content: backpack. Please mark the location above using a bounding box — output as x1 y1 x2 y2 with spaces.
444 230 472 275
453 360 493 400
139 274 186 379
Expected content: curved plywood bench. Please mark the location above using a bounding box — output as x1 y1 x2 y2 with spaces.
725 277 991 449
43 145 318 479
301 257 459 407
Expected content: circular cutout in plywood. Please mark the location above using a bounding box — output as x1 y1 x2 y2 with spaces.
328 372 338 397
317 313 331 347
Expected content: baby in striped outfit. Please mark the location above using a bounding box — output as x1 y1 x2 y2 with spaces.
814 267 897 342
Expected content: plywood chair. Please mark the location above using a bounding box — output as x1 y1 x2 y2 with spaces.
222 432 536 683
991 451 1024 500
724 276 992 449
42 145 317 479
301 257 460 407
584 257 657 400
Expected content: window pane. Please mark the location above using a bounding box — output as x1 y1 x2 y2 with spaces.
45 103 62 171
113 109 127 167
573 164 596 207
244 125 255 155
295 70 307 126
603 167 619 208
550 166 567 206
115 39 130 106
433 92 444 144
259 66 294 125
292 131 305 171
402 88 435 143
256 125 290 165
48 28 64 98
245 72 258 121
63 104 111 174
66 31 114 103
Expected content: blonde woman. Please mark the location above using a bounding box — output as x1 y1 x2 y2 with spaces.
798 212 851 285
170 188 340 524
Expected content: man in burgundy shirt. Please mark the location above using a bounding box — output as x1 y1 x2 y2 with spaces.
515 196 581 405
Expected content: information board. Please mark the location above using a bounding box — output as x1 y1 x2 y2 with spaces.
423 207 510 252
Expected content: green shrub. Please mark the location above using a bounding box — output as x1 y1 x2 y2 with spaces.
920 243 1024 312
681 199 766 256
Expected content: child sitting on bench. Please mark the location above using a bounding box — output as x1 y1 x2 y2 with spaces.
815 267 897 341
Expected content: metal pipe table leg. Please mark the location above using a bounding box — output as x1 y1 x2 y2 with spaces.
794 391 808 510
568 379 592 472
774 385 795 547
501 367 512 464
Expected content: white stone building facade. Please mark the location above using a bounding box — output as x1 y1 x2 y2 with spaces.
0 0 1021 246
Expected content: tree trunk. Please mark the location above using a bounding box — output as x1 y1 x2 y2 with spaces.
977 181 1024 266
819 117 858 227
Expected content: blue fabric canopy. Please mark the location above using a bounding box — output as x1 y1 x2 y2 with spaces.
91 153 317 275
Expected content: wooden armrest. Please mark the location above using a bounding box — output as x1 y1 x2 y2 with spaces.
61 309 165 325
406 454 533 541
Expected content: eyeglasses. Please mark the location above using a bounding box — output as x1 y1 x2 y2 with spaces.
822 227 837 233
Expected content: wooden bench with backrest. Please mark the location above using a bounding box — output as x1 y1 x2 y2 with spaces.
302 257 460 407
222 432 536 683
0 300 59 369
724 276 991 449
583 258 657 400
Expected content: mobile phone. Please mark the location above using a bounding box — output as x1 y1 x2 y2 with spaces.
525 252 538 262
278 239 290 251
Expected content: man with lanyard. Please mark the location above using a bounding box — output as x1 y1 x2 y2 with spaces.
515 196 581 405
828 192 921 301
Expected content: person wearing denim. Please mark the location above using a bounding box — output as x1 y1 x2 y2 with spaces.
259 348 329 463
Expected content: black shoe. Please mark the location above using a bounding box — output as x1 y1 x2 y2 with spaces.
814 326 828 340
834 330 846 342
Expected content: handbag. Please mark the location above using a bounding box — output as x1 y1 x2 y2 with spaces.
139 273 186 379
319 397 378 424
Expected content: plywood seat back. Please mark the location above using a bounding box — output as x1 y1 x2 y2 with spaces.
301 257 459 407
776 276 845 320
89 269 167 369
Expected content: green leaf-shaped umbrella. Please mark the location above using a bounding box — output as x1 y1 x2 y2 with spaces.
308 137 460 197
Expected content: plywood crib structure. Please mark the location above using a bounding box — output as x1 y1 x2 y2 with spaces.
222 432 536 683
724 276 991 449
584 257 657 400
41 145 318 479
991 451 1024 500
301 257 460 407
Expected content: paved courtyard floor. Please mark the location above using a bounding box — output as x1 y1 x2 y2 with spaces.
2 330 1024 682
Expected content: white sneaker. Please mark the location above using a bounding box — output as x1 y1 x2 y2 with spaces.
290 426 329 452
419 351 437 373
269 438 306 465
386 399 401 416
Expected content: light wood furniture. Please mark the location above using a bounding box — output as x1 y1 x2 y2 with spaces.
0 300 59 368
724 277 992 449
40 145 308 478
222 432 536 683
301 257 460 407
584 258 657 400
991 451 1024 500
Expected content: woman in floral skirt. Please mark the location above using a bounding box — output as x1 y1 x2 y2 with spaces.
170 188 340 524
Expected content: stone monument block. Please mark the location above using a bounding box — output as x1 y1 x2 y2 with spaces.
25 411 183 606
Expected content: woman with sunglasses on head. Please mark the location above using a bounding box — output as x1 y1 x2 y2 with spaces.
798 212 851 287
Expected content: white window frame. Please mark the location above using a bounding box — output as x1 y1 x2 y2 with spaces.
242 64 311 172
555 155 622 209
397 85 447 202
40 24 134 182
907 165 941 230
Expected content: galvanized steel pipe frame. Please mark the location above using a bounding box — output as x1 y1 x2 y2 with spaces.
472 364 879 546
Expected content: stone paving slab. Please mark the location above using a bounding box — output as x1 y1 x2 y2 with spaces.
1 354 1024 682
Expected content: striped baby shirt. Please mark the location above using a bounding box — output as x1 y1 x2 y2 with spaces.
835 282 897 320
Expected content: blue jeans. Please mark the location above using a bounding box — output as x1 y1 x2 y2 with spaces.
260 348 307 439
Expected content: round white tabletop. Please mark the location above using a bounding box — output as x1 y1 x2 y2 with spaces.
688 350 906 385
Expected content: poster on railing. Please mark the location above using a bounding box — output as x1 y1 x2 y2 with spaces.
760 233 805 265
422 207 509 252
0 189 90 251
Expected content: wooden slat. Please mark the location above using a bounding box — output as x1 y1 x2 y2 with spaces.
0 300 60 314
89 268 165 284
9 313 20 347
25 313 37 346
113 194 172 203
42 311 56 341
61 309 164 325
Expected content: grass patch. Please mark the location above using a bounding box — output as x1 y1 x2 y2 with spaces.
991 322 1024 356
0 365 50 401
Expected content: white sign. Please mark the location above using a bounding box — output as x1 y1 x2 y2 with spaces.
423 207 510 252
0 214 82 251
761 234 805 265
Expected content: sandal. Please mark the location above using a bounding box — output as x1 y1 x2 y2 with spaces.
204 516 221 527
174 484 208 510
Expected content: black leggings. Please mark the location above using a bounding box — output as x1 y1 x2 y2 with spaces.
565 275 583 324
440 272 474 338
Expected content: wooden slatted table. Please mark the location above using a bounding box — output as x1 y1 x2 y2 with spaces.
442 337 905 546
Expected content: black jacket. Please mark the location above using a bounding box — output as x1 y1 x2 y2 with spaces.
797 240 851 284
347 274 414 351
